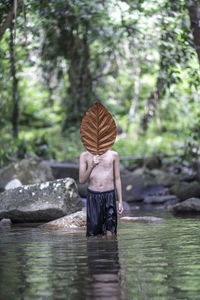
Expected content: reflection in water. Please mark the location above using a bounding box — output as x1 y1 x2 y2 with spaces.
85 236 125 300
0 228 125 300
1 213 200 299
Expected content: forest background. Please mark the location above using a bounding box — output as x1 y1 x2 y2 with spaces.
0 0 200 168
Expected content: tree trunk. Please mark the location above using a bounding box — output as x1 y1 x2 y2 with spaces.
139 70 164 133
62 25 93 131
188 0 200 64
138 30 166 134
0 1 14 41
0 0 19 41
126 59 141 133
9 20 19 138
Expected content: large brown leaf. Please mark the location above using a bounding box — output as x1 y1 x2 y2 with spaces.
80 102 117 155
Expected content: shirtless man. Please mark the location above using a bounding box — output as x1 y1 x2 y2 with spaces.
79 149 124 237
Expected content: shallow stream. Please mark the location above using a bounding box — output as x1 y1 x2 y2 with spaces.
1 210 200 300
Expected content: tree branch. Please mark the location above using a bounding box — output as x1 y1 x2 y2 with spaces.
92 71 115 81
0 1 15 41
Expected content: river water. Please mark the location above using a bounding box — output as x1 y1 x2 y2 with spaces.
1 210 200 300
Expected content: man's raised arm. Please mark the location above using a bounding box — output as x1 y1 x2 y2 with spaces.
79 153 99 184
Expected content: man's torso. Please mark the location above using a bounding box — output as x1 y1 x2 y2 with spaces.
85 150 116 192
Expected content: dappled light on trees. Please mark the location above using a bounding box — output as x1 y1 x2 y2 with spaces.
0 0 199 166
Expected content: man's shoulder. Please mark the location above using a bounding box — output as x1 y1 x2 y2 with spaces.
109 150 119 158
80 151 89 159
80 151 88 155
80 150 119 158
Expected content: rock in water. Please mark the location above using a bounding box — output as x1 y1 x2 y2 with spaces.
40 210 86 229
5 179 22 190
0 155 54 191
169 181 200 201
119 216 165 223
0 218 12 227
0 178 82 223
40 210 165 230
143 195 178 204
48 161 79 181
170 197 200 214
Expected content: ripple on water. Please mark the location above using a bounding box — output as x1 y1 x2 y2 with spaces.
1 213 200 299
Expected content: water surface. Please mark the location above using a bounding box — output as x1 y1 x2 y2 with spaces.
1 211 200 300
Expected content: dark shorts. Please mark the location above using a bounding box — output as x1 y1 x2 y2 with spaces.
86 188 118 237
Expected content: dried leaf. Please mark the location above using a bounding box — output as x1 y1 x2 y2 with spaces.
80 102 117 155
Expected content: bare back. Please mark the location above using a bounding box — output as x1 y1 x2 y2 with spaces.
85 150 116 192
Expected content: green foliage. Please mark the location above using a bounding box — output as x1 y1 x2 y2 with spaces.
0 0 200 167
0 134 30 167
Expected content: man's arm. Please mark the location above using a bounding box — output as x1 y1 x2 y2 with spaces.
114 152 124 214
79 153 99 184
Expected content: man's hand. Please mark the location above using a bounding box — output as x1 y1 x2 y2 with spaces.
118 202 124 215
92 155 101 167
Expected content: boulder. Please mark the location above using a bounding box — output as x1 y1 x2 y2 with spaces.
0 178 82 223
163 162 197 182
169 181 200 201
46 160 87 198
0 218 12 227
39 209 165 231
119 216 165 223
143 155 162 169
47 161 79 181
40 209 86 229
193 159 200 182
5 179 22 190
40 210 165 230
123 155 162 172
143 195 178 204
130 167 156 185
149 169 180 187
170 198 200 214
121 168 166 202
0 155 54 192
123 157 144 172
